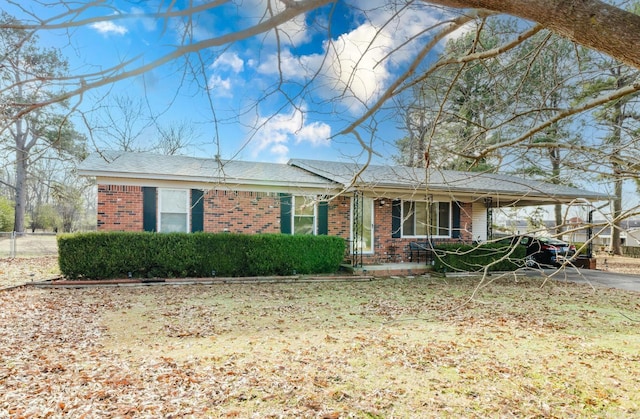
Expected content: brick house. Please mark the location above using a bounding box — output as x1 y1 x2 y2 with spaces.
78 151 608 269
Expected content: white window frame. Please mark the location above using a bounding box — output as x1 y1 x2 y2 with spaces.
401 200 451 238
292 195 317 235
158 188 190 233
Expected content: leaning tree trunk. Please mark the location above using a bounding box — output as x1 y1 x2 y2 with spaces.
426 0 640 71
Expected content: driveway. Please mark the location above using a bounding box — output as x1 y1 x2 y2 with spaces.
525 268 640 293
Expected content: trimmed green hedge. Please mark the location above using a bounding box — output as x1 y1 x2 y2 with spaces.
57 232 346 279
432 242 526 273
622 246 640 258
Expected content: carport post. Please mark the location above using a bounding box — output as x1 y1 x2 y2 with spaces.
587 210 594 258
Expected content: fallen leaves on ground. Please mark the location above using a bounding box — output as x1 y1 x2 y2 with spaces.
0 256 60 288
1 277 639 417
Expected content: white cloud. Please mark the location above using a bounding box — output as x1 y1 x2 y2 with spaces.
270 13 310 46
250 108 331 161
323 23 394 109
269 144 291 163
254 4 440 113
90 21 128 36
239 0 311 46
255 23 392 113
255 49 319 78
296 121 331 147
212 52 244 73
207 75 233 97
208 53 245 96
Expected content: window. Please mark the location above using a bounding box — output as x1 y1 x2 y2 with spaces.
402 201 450 237
280 194 328 235
293 195 316 235
158 189 189 232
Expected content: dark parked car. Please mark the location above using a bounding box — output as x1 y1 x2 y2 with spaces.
512 235 577 267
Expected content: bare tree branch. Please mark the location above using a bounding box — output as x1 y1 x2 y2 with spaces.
472 80 640 160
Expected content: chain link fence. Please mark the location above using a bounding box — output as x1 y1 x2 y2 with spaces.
0 232 58 258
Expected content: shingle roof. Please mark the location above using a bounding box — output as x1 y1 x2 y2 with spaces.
77 151 610 205
77 151 336 189
288 158 609 205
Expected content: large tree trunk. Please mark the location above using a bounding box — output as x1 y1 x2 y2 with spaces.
609 93 624 256
426 0 640 71
14 148 28 233
610 172 623 255
548 127 563 236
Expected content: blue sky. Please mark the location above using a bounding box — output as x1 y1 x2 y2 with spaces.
6 1 634 217
7 0 449 164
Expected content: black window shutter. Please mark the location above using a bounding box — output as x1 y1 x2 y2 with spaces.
317 201 328 235
391 200 401 238
280 193 292 234
142 187 157 232
452 201 461 239
191 189 204 232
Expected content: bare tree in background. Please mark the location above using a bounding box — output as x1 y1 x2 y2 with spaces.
155 121 198 156
395 19 607 238
94 95 152 152
578 58 640 254
0 12 86 232
3 1 639 130
91 94 197 155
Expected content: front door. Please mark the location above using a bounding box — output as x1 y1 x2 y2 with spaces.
352 196 374 254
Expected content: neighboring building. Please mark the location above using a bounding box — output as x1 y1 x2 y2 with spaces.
495 216 640 253
626 228 640 247
576 219 640 249
78 151 609 267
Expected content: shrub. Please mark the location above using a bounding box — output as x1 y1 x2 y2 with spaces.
57 232 345 279
432 242 526 273
621 246 640 258
0 197 14 232
572 242 590 257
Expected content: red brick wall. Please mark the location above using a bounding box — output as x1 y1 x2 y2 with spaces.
458 201 474 242
328 196 350 237
96 185 477 265
203 190 281 234
97 185 144 231
202 192 353 236
358 200 475 264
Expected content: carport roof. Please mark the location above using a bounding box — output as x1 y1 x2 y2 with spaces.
288 159 610 206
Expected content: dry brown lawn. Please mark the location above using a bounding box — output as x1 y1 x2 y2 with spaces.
0 256 60 288
596 254 640 274
1 267 639 417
